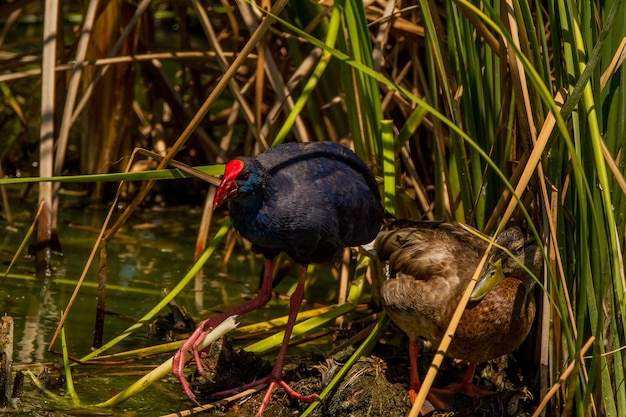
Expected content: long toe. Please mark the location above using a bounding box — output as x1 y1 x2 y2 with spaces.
444 380 494 398
208 373 318 416
173 321 222 400
410 386 455 412
172 349 196 400
256 379 318 416
443 363 494 398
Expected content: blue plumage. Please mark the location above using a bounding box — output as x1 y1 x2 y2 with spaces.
214 141 383 264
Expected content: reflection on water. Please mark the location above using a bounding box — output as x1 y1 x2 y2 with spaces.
17 289 58 364
0 203 251 363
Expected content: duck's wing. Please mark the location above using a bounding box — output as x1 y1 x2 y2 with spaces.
377 223 482 342
376 222 487 283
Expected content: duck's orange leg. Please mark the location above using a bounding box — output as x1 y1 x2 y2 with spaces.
408 339 454 412
444 362 494 397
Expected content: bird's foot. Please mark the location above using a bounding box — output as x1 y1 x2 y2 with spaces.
259 377 318 416
410 386 455 412
443 380 494 398
408 380 492 414
211 371 318 416
172 317 222 400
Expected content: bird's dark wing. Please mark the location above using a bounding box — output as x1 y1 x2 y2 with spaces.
251 142 382 264
258 142 381 203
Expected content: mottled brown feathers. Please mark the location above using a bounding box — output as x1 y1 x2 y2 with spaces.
378 221 542 364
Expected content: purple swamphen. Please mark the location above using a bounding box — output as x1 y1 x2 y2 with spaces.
172 141 383 415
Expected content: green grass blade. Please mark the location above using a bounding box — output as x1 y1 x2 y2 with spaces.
245 262 366 353
300 312 388 417
381 120 395 216
79 219 230 362
96 316 238 407
0 165 225 185
60 316 80 406
271 0 344 146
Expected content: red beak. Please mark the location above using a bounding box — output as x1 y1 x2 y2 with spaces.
213 159 244 209
213 179 238 209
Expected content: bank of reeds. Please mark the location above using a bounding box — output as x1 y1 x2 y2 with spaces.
1 0 625 415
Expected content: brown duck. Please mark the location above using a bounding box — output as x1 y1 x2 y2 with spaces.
376 221 542 410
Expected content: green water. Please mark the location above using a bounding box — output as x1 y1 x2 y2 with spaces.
0 200 322 416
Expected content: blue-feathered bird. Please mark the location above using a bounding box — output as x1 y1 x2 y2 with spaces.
173 141 383 415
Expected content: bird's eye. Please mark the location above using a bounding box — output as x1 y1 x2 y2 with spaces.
242 171 250 180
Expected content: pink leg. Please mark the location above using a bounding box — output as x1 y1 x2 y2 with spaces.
211 265 318 416
173 258 276 401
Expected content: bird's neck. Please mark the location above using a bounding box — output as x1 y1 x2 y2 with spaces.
229 194 263 218
228 182 277 235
